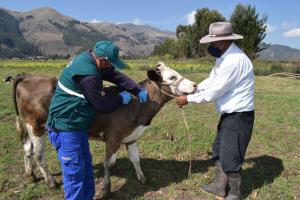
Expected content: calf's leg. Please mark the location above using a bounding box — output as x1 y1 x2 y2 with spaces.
16 116 35 182
102 142 120 196
126 142 146 183
26 123 56 188
23 135 36 182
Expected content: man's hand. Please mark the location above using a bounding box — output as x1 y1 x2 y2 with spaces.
176 95 188 108
119 91 132 104
138 89 148 103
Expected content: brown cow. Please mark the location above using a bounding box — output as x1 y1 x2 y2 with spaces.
13 62 196 195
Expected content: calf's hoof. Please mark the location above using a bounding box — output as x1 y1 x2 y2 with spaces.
138 174 147 184
46 178 58 189
102 188 112 197
102 182 111 197
26 174 37 183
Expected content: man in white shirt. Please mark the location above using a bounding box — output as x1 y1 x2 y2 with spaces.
176 22 255 200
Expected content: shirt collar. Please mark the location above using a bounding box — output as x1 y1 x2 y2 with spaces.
218 43 236 60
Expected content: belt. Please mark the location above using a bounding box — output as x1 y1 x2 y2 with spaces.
222 110 254 117
45 125 61 133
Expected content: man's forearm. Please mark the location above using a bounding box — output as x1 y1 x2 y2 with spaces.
102 69 142 95
74 75 123 113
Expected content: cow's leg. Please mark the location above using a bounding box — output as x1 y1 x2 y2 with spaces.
103 142 120 196
126 142 146 183
17 116 35 182
26 123 56 188
23 135 36 182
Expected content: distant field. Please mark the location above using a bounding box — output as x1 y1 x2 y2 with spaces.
1 58 300 74
0 60 299 199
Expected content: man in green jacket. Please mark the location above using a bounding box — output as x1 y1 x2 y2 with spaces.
47 41 148 200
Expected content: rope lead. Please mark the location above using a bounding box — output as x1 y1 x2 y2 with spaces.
179 107 192 178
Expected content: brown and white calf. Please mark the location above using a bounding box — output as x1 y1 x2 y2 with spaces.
13 62 196 194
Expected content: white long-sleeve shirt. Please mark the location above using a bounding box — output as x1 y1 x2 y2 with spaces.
187 43 254 114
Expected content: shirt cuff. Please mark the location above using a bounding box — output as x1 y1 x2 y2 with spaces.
186 94 195 103
187 91 205 103
196 84 205 91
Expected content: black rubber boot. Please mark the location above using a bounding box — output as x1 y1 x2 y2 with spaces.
202 160 228 198
225 172 241 200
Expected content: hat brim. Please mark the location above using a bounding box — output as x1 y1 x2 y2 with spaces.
110 58 127 69
199 33 243 43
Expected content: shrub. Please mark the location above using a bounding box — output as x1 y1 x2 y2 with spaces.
163 54 174 60
270 64 284 73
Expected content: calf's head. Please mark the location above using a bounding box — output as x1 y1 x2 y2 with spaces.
147 62 196 96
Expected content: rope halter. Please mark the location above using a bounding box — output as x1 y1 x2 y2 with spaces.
149 77 185 98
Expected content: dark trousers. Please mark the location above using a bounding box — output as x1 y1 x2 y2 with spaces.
211 111 254 172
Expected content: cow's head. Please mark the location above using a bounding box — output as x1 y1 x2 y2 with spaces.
147 62 196 96
3 75 14 83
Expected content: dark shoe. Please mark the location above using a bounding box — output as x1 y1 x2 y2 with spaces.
202 161 228 198
225 172 241 200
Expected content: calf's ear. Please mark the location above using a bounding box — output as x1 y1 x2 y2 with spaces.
147 69 162 82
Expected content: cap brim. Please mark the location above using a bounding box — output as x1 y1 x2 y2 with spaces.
110 59 127 69
199 34 243 43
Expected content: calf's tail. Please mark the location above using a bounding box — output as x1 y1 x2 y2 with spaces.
13 74 28 144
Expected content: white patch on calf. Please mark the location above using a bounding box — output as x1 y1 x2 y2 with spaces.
127 142 146 183
25 123 55 187
122 125 148 144
26 123 45 169
26 123 43 154
98 131 104 138
127 143 139 163
23 136 33 176
103 152 117 192
158 62 196 95
177 78 197 95
23 139 32 153
107 153 117 168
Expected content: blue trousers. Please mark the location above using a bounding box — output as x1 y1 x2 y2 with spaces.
48 130 95 200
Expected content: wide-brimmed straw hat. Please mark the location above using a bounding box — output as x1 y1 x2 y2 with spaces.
199 22 243 43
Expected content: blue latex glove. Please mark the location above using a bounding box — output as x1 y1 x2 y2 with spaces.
138 89 148 103
119 91 132 104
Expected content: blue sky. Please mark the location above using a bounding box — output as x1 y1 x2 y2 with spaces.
1 0 300 49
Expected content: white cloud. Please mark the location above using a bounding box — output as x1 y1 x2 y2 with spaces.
90 19 102 23
185 10 196 25
281 21 297 29
265 23 278 33
283 28 300 38
132 18 143 25
116 18 144 25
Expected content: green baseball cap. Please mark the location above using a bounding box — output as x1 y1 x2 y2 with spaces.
93 41 127 69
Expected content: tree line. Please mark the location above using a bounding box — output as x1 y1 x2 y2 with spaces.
152 4 269 60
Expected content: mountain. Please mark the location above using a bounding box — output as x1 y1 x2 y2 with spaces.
0 8 41 58
89 22 175 57
258 44 300 61
0 7 175 58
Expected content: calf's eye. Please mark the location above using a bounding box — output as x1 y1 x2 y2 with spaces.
169 76 177 81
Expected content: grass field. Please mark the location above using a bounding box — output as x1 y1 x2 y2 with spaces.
0 60 299 200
